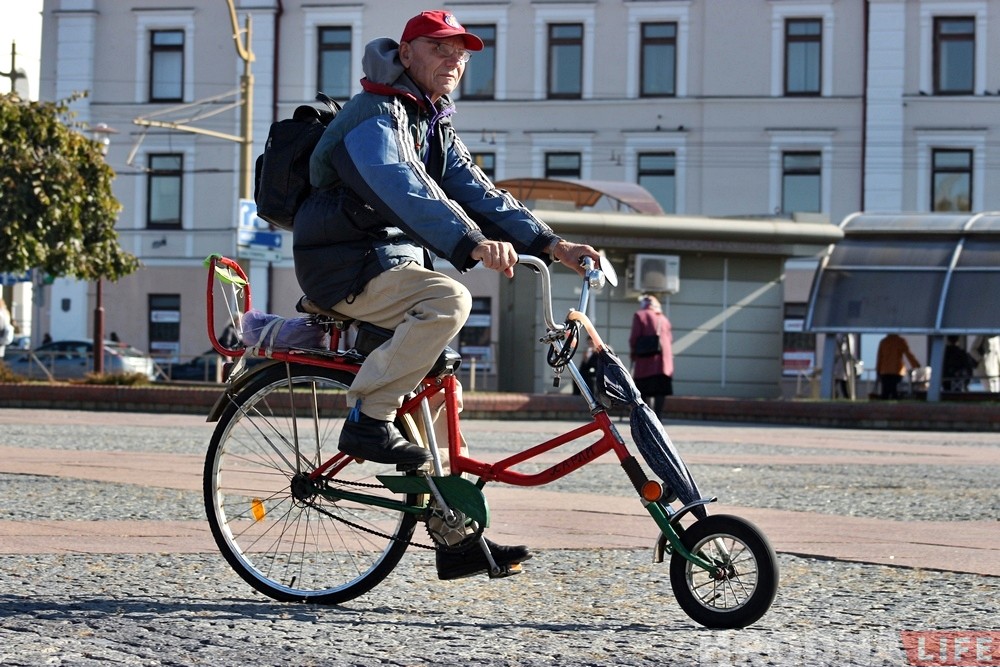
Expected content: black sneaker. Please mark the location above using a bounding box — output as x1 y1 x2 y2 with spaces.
436 537 532 580
339 413 431 467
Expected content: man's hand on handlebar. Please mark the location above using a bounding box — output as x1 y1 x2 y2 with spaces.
473 238 602 279
548 240 602 276
471 240 519 278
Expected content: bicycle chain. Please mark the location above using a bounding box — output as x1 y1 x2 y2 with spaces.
306 477 436 551
307 476 483 553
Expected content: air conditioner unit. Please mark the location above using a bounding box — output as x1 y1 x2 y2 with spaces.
632 254 680 294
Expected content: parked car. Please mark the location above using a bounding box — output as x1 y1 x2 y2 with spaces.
10 335 31 350
161 349 227 382
160 349 268 382
2 335 32 361
7 340 157 380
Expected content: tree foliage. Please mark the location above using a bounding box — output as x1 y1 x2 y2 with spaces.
0 93 140 281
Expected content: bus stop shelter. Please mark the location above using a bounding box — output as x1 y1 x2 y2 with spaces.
805 212 1000 401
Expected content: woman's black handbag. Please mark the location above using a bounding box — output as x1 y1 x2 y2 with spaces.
633 316 662 358
634 334 661 358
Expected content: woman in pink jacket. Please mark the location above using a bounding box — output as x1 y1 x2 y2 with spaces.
628 294 674 419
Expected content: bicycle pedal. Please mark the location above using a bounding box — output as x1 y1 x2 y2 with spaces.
488 563 523 579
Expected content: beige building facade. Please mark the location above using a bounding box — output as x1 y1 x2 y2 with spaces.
31 0 1000 396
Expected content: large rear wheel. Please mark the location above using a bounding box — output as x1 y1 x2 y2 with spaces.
204 363 425 604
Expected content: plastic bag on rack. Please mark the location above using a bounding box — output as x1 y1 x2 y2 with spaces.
240 309 329 354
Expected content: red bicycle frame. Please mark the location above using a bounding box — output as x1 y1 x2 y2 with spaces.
206 253 632 489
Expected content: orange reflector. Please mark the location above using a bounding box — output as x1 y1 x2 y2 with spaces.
641 480 663 502
251 498 266 522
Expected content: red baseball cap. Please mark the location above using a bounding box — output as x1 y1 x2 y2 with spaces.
401 11 484 51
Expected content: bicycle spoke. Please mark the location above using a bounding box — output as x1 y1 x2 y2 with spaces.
205 365 422 602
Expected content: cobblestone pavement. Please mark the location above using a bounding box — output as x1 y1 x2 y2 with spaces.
0 410 997 666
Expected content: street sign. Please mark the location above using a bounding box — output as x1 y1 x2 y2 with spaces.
238 245 283 263
237 199 284 250
0 272 32 286
239 230 283 249
238 199 266 231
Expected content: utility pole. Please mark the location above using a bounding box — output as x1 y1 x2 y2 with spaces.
228 1 255 200
1 42 26 93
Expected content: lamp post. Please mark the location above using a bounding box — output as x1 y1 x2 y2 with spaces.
90 123 118 375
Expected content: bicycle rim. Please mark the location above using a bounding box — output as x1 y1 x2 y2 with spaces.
204 364 423 604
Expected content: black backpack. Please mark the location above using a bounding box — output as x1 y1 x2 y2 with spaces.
253 93 341 231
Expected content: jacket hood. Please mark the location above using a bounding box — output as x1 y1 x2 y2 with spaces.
362 38 421 97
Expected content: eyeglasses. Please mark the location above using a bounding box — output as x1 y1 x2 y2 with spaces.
417 38 472 63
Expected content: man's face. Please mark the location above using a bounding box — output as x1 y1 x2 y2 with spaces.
399 36 468 102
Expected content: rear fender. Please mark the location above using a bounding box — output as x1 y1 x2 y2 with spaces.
206 359 284 422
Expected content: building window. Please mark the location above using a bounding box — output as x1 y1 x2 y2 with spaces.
318 27 352 99
545 152 581 178
459 297 493 374
781 151 821 213
547 23 583 99
637 153 676 213
931 149 972 211
149 30 184 102
934 17 975 95
148 294 181 360
147 154 183 229
640 22 676 97
460 24 496 99
472 152 496 179
784 18 821 96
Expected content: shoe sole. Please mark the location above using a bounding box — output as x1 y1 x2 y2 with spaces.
438 553 533 581
338 445 430 467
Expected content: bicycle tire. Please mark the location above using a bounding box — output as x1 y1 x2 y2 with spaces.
203 362 425 604
669 514 779 628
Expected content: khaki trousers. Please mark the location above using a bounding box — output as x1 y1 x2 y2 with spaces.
332 262 471 421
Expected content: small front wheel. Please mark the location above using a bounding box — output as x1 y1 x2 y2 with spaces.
669 514 778 628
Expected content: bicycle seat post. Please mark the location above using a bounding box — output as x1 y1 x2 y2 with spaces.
418 396 447 477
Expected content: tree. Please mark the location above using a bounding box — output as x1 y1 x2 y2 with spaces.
0 92 139 281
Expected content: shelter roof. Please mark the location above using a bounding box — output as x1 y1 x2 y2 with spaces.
805 212 1000 334
496 178 665 215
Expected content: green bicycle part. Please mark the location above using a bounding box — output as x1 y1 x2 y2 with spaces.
645 501 716 571
316 484 428 517
378 474 490 528
204 254 249 286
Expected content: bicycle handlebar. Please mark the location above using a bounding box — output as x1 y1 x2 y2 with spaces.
517 254 612 352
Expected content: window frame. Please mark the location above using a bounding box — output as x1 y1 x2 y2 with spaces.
533 5 594 100
148 29 184 103
544 152 582 179
769 2 834 97
768 131 832 215
134 12 194 104
317 26 353 100
637 152 677 214
931 148 973 212
919 3 986 97
781 150 823 214
459 23 497 100
546 23 584 99
932 16 975 95
471 152 496 179
639 21 677 98
146 153 184 230
625 133 686 213
301 7 363 102
783 18 822 97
